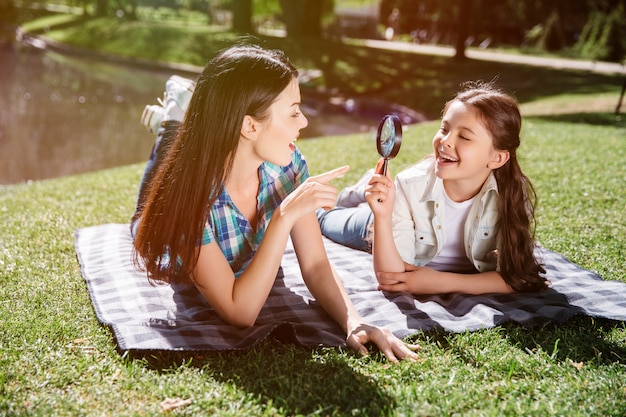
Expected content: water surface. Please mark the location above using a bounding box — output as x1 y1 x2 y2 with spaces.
0 44 421 185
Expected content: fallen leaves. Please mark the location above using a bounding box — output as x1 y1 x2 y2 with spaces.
568 359 584 371
160 397 193 413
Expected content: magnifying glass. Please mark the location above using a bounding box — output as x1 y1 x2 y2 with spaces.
376 114 402 176
375 115 402 203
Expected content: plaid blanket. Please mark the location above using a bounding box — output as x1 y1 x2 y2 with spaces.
75 223 626 351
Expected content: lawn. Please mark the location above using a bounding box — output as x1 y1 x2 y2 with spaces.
2 115 625 416
1 9 626 417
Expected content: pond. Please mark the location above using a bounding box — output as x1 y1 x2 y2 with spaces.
0 41 424 185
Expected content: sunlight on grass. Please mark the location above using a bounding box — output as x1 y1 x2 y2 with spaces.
3 115 624 416
521 92 623 116
20 13 85 33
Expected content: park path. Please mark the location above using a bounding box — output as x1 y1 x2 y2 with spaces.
362 39 626 75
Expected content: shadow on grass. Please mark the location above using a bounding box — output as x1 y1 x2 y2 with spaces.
503 316 626 365
20 12 625 120
527 112 626 127
129 335 396 416
254 36 625 119
415 316 626 366
26 14 90 34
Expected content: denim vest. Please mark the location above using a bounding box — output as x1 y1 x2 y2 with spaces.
392 158 500 272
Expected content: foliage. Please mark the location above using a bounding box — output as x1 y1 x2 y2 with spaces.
11 0 626 59
29 14 625 121
378 0 626 59
576 1 626 62
538 8 567 52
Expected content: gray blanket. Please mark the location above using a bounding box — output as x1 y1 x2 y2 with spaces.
74 223 626 351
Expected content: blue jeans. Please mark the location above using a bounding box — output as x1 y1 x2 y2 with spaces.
316 205 373 253
131 121 180 237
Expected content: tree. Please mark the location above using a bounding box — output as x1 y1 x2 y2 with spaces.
94 0 107 16
93 0 137 19
0 0 17 24
279 0 330 37
576 1 626 62
232 0 252 33
454 0 472 60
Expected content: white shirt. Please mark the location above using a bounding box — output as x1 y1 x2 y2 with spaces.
426 189 476 273
392 157 501 273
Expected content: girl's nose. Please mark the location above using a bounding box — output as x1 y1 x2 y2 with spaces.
300 113 309 129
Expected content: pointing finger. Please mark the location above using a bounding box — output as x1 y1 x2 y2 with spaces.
310 165 350 184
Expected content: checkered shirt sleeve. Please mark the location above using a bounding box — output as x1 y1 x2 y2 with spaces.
201 147 309 276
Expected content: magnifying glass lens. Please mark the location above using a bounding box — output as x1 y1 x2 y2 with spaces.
381 122 395 156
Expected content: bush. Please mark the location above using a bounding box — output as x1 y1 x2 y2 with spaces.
576 3 626 63
539 9 567 52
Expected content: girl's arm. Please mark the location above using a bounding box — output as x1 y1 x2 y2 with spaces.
193 167 349 328
291 213 361 334
365 159 404 274
377 267 514 295
193 210 292 328
291 212 419 362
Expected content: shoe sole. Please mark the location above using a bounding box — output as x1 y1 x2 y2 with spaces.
141 105 164 133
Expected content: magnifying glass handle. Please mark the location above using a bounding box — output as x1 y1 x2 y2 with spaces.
377 159 390 203
380 159 389 176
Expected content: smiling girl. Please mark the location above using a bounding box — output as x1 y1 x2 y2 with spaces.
131 44 418 361
320 81 548 295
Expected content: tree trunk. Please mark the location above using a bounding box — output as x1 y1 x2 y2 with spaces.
454 0 472 60
616 76 626 115
280 0 324 37
232 0 253 34
94 0 108 17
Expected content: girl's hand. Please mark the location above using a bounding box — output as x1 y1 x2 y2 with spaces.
365 158 395 217
279 165 349 224
378 266 514 295
376 266 439 294
346 322 420 363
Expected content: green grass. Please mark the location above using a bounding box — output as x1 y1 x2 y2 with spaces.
1 117 625 416
2 9 626 417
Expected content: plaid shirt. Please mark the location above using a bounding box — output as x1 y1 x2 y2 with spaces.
202 147 309 277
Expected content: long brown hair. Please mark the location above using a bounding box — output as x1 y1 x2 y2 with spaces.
133 44 298 284
446 81 547 291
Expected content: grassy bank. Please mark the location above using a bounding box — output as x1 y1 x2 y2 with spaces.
20 12 626 119
2 9 626 417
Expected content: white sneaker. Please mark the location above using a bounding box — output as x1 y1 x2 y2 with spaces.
163 75 196 122
140 104 166 133
140 75 196 132
336 168 374 207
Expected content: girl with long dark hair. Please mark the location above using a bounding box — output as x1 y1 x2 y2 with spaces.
132 44 418 361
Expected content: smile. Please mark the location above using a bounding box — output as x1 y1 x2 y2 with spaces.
438 151 458 163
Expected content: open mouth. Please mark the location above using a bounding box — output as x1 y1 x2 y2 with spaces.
438 151 458 163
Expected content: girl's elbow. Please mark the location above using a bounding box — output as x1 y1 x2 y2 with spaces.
232 319 256 329
218 310 258 329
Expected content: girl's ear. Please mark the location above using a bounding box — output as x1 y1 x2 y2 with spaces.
240 115 259 141
488 150 510 169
